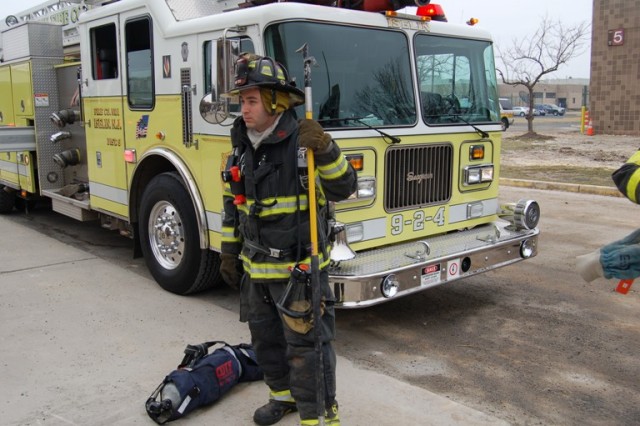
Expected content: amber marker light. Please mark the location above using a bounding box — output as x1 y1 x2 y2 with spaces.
156 131 166 141
346 154 364 171
470 145 485 160
467 17 479 26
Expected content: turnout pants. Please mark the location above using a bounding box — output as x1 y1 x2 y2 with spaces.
239 270 337 419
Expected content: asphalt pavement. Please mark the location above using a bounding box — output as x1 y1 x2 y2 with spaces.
0 215 506 426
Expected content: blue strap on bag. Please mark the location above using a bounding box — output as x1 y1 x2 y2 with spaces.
146 341 263 424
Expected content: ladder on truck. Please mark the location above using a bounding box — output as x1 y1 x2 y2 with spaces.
0 1 109 49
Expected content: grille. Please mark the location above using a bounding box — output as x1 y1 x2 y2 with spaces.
385 144 452 211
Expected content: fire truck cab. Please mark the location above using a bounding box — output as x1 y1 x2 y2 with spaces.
0 0 540 307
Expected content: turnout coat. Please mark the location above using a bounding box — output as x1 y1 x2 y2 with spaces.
221 110 357 282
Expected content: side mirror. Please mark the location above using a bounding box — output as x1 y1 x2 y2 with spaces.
199 93 229 124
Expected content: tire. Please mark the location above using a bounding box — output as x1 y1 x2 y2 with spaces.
0 186 16 214
501 117 509 131
139 172 221 294
15 196 38 212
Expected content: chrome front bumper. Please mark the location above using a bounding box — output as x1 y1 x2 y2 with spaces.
329 221 539 308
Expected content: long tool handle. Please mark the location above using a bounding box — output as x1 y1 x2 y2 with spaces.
298 42 325 426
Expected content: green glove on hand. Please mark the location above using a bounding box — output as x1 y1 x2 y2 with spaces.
600 243 640 280
299 119 332 152
604 228 640 248
220 253 242 289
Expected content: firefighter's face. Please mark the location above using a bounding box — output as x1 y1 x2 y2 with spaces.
240 87 276 132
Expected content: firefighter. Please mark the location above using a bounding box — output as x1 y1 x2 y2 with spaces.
612 149 640 204
576 151 640 282
219 53 356 426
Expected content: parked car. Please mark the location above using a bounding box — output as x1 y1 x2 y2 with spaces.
500 105 514 131
532 106 546 116
513 106 529 116
542 103 565 116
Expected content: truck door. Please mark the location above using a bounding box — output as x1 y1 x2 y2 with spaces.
81 16 128 218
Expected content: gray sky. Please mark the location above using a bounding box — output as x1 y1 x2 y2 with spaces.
0 0 592 78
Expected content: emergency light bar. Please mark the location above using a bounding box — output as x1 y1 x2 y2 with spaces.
416 3 447 21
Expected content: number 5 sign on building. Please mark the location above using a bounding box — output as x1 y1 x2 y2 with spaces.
608 28 624 46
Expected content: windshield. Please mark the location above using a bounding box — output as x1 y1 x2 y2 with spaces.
414 34 499 125
265 22 416 128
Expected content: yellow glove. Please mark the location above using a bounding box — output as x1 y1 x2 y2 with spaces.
299 119 332 152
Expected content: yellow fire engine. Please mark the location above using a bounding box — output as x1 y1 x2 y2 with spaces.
0 0 540 307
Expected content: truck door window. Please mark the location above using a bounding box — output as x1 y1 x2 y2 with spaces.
91 24 118 80
125 17 154 109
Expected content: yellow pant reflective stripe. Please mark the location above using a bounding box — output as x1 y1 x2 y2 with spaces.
318 156 349 180
239 196 310 217
626 168 640 203
300 419 339 425
269 389 295 403
260 198 309 217
241 254 331 280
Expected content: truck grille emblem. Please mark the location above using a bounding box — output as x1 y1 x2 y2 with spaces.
406 171 433 184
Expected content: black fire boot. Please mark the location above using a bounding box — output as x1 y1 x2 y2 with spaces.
253 400 298 425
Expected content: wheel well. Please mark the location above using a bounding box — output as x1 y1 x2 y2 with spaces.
129 156 175 226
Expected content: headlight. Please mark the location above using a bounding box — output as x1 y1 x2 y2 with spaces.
381 274 399 298
464 165 493 185
520 239 536 258
346 176 376 201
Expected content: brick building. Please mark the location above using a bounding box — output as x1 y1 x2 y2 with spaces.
590 0 640 135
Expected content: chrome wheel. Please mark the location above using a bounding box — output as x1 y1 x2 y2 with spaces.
147 200 185 270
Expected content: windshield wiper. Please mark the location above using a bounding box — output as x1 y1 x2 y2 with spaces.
450 114 489 139
318 117 401 144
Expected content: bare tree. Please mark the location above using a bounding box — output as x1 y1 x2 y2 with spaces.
496 17 590 137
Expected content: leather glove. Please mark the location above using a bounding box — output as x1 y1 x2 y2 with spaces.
299 119 332 152
220 253 242 289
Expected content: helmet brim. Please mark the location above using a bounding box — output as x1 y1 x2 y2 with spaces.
222 81 304 107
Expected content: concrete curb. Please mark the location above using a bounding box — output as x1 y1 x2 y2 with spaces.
500 178 623 198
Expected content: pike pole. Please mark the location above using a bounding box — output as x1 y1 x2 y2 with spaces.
297 42 325 426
